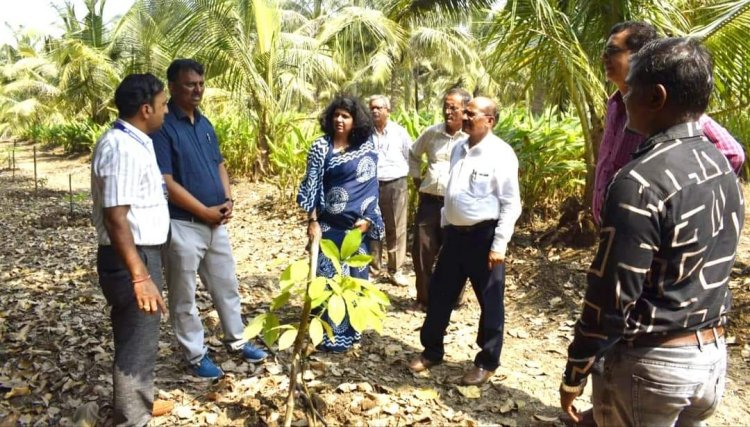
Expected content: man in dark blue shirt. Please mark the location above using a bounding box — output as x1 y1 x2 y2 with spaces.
152 59 266 379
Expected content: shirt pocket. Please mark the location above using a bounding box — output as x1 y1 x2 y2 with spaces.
469 169 493 197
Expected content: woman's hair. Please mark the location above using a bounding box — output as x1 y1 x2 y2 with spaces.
319 96 374 146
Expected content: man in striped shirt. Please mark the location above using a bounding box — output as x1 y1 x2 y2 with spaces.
91 73 170 426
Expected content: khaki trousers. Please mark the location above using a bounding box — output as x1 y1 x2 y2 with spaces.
370 177 408 275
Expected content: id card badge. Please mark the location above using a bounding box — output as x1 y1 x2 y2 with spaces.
162 177 169 200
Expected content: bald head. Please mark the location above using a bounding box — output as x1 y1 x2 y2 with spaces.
473 97 497 119
463 96 498 145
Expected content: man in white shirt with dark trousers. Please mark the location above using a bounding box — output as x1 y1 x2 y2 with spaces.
91 73 171 425
408 96 522 386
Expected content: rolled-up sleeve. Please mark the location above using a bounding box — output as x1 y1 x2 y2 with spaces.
700 115 745 174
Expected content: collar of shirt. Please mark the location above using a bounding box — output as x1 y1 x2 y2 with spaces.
634 121 705 159
168 100 205 124
440 123 466 139
375 120 396 136
115 119 152 145
457 132 493 158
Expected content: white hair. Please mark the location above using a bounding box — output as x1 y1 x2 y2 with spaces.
368 94 391 110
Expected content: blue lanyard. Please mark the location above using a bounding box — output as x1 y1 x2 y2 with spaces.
113 121 149 147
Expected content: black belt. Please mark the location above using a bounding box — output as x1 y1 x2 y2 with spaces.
379 177 406 185
446 219 497 233
172 215 205 224
98 244 163 250
420 193 444 203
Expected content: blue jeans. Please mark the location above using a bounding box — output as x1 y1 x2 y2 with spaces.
593 338 726 427
98 245 163 427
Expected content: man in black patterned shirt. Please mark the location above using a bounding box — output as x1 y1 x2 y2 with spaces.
560 37 744 426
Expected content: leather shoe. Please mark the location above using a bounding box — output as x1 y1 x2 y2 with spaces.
152 399 174 417
461 366 495 385
408 355 440 373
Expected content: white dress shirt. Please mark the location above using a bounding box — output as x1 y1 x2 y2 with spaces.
91 119 170 246
442 133 522 256
408 123 466 196
373 120 412 181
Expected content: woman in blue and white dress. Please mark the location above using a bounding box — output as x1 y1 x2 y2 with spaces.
297 96 384 352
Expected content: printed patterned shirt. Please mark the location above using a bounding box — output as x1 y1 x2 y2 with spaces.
564 121 745 386
592 91 745 225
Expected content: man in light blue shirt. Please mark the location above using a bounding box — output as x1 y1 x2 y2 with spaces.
369 95 412 287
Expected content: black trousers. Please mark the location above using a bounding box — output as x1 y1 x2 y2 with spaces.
420 221 506 370
97 245 163 427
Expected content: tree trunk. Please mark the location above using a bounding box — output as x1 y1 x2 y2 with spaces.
284 234 320 427
413 66 419 113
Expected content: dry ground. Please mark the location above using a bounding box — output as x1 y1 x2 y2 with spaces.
0 140 748 426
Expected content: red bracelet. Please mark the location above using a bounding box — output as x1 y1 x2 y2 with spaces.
132 274 151 284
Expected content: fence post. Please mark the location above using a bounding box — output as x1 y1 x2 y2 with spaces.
33 146 38 193
69 174 74 215
11 142 16 180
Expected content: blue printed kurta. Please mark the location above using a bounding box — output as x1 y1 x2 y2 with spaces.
297 136 384 351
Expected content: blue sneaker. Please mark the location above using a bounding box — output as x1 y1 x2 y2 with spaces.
240 342 268 363
190 354 223 379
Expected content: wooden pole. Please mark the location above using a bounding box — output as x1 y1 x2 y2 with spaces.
69 174 74 215
33 146 38 193
284 233 320 427
11 142 16 180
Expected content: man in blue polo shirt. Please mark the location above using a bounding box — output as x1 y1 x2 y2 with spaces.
152 59 266 379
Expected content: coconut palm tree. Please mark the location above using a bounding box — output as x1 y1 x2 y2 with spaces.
0 32 60 137
483 0 750 217
49 0 122 124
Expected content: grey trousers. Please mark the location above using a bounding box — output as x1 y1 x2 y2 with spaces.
97 245 163 427
371 177 408 275
593 338 727 427
165 220 245 365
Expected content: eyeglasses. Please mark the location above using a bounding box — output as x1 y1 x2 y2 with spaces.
370 105 387 111
602 45 629 58
464 109 491 120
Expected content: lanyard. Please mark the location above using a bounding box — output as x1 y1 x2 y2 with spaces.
113 121 149 147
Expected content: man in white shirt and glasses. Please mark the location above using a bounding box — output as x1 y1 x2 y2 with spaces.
369 95 413 287
91 73 171 425
409 88 471 311
408 97 522 386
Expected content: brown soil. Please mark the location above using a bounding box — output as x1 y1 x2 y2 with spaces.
0 140 748 426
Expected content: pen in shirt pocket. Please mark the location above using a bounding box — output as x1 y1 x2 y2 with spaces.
206 133 211 143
